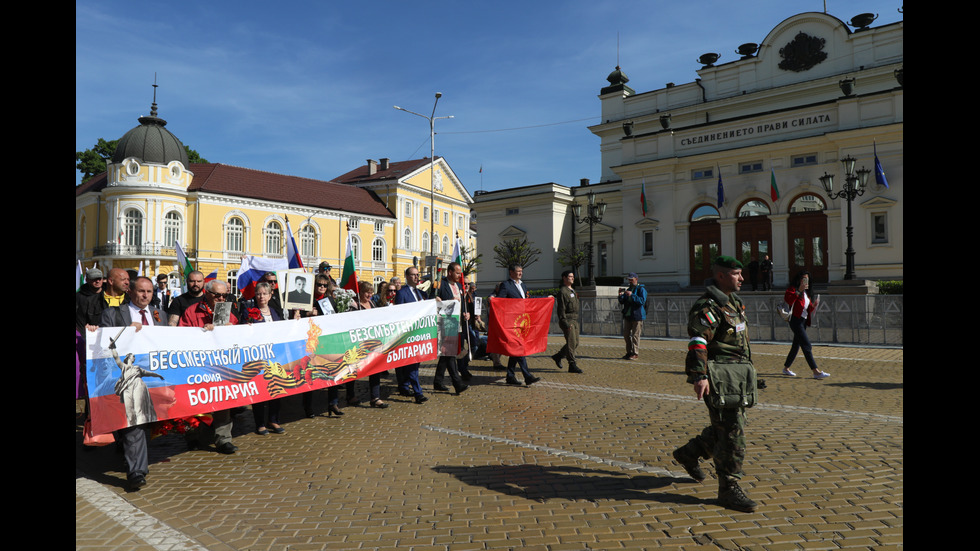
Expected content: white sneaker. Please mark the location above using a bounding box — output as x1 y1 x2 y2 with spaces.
813 371 830 379
782 368 796 376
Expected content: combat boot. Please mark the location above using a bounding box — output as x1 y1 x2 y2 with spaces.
672 444 706 482
718 478 757 512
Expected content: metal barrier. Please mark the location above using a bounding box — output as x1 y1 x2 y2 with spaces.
565 294 903 346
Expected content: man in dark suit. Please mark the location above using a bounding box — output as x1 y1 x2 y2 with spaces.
97 275 164 491
151 274 172 315
393 266 429 403
495 264 541 386
434 262 470 395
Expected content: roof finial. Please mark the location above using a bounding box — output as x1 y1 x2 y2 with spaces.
150 73 158 118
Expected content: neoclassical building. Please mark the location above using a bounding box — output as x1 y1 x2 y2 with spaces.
332 156 477 282
75 101 474 289
473 10 902 291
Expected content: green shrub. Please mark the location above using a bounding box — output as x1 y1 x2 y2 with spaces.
877 280 903 294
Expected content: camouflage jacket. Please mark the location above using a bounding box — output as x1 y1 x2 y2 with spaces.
685 283 752 384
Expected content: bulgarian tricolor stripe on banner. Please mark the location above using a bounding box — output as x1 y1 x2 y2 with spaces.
770 168 780 201
340 231 359 293
486 296 554 357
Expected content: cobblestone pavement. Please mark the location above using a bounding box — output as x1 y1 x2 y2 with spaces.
76 337 903 550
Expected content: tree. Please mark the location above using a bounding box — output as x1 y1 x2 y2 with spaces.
75 138 118 181
556 244 589 282
76 139 209 182
492 237 541 270
460 245 482 278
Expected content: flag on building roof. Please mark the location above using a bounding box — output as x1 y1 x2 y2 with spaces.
640 179 648 217
237 256 289 300
175 242 194 279
874 142 889 189
285 218 304 270
770 168 780 201
716 168 725 207
340 231 359 293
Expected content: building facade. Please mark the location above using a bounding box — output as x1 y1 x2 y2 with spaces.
473 10 902 291
75 104 474 290
332 157 477 282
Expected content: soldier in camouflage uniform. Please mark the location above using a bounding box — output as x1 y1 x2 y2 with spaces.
551 270 583 373
672 256 758 512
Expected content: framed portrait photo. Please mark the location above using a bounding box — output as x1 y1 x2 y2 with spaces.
283 271 314 311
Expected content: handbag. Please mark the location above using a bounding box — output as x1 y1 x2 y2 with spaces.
706 359 757 409
778 302 792 322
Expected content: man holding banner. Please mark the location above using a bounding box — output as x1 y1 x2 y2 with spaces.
434 262 469 395
97 276 164 491
492 264 542 386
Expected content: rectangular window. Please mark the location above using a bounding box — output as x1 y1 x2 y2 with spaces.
643 231 654 256
791 154 818 167
349 219 359 229
443 212 449 225
506 208 519 216
872 213 888 243
739 161 763 174
812 237 824 266
692 168 714 180
423 206 430 221
374 222 384 233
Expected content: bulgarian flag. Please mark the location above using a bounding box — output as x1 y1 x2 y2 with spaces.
640 179 648 217
770 168 780 201
175 242 194 279
76 260 84 291
340 232 359 293
451 233 463 266
486 296 554 357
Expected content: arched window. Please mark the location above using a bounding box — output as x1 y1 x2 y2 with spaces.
789 194 826 213
372 238 385 262
422 232 430 253
163 211 182 247
265 221 283 255
300 225 316 259
737 200 771 217
442 235 450 255
123 209 143 247
226 217 245 253
690 204 720 222
351 236 361 265
404 229 413 250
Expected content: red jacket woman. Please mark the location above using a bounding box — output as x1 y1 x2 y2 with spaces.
782 270 830 379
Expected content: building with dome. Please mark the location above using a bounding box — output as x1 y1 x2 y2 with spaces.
472 10 902 291
75 97 474 290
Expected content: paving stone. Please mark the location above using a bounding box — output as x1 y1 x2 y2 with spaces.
76 338 902 549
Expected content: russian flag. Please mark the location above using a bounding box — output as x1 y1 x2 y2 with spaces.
204 269 218 283
285 218 304 269
237 256 289 300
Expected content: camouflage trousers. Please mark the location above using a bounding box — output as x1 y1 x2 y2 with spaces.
681 401 747 480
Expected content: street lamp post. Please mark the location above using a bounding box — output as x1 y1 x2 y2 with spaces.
394 93 454 284
573 191 607 286
819 155 871 281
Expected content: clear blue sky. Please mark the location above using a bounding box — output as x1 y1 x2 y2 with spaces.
76 1 903 192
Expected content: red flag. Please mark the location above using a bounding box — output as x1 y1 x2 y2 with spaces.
487 296 554 357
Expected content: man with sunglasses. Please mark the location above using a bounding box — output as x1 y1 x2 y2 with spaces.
76 268 106 331
178 279 239 453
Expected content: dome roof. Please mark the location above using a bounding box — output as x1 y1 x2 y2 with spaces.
112 101 189 167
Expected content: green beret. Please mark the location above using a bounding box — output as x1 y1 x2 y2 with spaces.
713 255 743 269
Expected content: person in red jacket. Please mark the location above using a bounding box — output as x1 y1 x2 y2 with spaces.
782 270 830 379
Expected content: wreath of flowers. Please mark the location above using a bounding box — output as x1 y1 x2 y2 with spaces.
151 415 213 438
